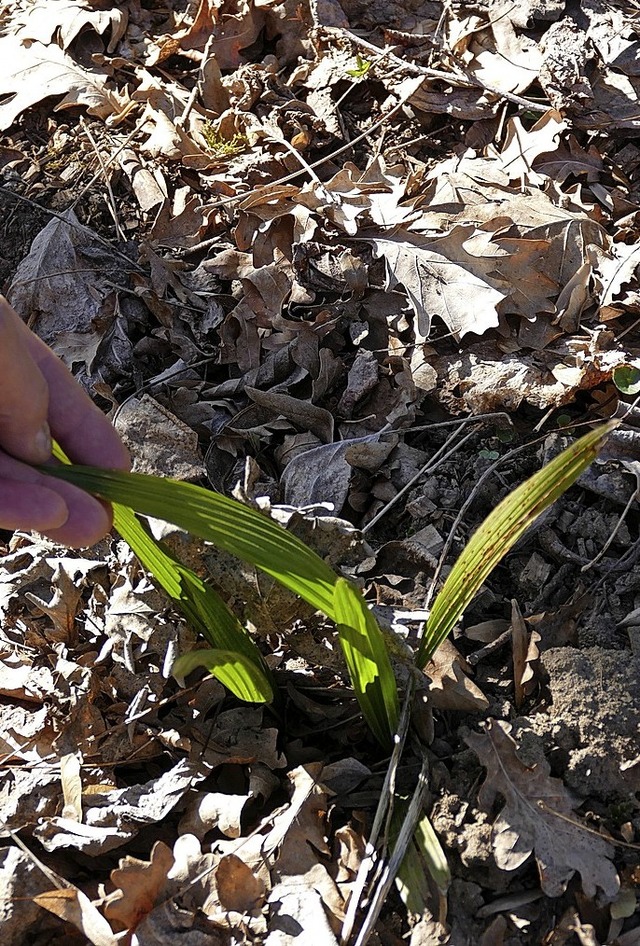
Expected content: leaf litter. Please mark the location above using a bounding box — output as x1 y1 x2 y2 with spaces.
2 0 640 942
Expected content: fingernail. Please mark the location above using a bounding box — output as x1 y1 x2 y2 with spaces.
34 423 52 461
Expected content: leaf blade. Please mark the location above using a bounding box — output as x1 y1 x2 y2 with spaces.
40 466 339 617
334 577 399 748
419 422 617 664
172 648 273 703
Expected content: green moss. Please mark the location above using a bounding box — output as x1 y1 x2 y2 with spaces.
201 123 248 158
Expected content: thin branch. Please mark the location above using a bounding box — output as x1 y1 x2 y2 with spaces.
79 117 126 241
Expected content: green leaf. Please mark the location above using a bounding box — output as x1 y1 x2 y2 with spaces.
113 504 265 669
613 364 640 395
346 53 371 78
42 462 401 739
40 466 339 618
334 577 399 748
395 807 450 913
50 443 272 702
419 421 617 664
172 648 273 703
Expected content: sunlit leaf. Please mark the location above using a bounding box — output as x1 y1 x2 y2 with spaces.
41 465 339 617
613 364 640 395
346 54 372 78
113 504 265 668
419 422 617 664
334 577 399 747
172 648 273 703
50 444 272 702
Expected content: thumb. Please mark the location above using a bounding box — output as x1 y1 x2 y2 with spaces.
0 298 52 464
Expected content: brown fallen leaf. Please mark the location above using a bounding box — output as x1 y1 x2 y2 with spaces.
104 841 174 931
369 229 504 341
8 210 119 364
0 36 117 130
511 599 533 710
425 639 490 713
15 0 128 52
216 853 266 913
35 887 118 946
466 719 619 899
281 432 395 510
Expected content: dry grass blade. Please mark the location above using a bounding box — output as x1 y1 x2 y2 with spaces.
418 422 618 665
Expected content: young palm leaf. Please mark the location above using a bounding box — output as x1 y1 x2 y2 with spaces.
334 577 399 747
51 444 272 702
41 466 339 617
419 421 617 665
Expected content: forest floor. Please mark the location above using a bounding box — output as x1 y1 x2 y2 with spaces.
2 1 640 944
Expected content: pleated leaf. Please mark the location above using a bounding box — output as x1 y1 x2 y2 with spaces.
419 422 617 664
334 577 399 748
51 443 272 702
172 648 273 703
113 504 268 670
42 466 338 617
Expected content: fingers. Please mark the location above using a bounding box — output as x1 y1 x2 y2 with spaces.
0 298 52 464
0 297 129 545
8 302 130 471
0 451 113 547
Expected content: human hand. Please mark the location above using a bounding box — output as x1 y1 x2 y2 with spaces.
0 296 130 547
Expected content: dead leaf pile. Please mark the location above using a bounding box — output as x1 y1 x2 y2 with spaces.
3 0 640 943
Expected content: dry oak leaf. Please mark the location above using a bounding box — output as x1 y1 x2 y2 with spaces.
104 841 174 932
35 888 118 946
466 719 619 899
490 110 568 187
425 639 489 713
369 230 504 340
0 36 116 131
216 853 266 914
13 0 128 53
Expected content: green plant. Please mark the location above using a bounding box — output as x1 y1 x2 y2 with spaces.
43 457 399 746
201 123 248 159
346 54 372 78
44 421 616 735
43 421 616 919
613 363 640 395
418 421 616 665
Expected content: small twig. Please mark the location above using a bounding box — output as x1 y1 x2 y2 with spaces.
8 831 68 890
362 422 476 534
177 33 214 128
423 431 552 613
9 268 114 288
353 751 432 946
79 117 126 241
407 411 512 436
466 627 513 666
324 26 549 113
448 61 549 113
266 132 333 199
0 187 143 273
70 118 145 213
581 469 640 572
